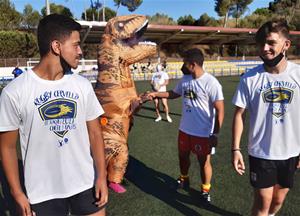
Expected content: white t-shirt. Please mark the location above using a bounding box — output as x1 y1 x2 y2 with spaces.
151 71 169 92
173 73 224 137
0 71 104 204
232 62 300 160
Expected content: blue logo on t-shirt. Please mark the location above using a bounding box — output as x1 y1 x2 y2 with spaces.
262 87 293 118
38 99 77 138
263 88 293 104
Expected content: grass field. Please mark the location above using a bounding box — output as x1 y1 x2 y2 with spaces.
1 76 300 216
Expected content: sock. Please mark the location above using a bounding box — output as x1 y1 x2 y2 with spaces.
201 183 211 193
179 174 189 180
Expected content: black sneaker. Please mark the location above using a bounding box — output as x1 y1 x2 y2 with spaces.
176 176 190 189
200 191 211 203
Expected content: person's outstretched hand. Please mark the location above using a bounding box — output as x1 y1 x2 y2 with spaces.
140 91 155 102
143 92 156 101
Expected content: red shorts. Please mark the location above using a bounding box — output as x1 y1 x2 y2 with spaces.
178 130 211 156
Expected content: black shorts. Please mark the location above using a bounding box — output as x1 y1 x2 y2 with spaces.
249 155 299 189
31 187 106 216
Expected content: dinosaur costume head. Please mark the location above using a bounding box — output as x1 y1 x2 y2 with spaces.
95 15 156 186
96 14 157 88
104 14 156 63
104 14 147 40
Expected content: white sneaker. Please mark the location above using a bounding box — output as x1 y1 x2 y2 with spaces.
155 116 162 122
166 115 172 123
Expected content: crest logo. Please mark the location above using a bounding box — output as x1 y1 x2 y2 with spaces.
184 90 197 99
262 87 294 118
262 87 293 104
38 99 77 138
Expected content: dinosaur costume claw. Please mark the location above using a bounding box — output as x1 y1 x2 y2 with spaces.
95 15 157 186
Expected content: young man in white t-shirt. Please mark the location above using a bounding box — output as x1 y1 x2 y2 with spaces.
232 20 300 216
151 64 172 123
147 48 224 202
0 14 108 216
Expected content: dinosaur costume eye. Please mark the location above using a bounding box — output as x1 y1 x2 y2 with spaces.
118 23 124 28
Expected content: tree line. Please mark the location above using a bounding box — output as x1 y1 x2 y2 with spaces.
0 0 299 59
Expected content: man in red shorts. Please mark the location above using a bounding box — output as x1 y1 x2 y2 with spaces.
147 48 224 202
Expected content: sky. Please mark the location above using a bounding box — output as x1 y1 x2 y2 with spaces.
13 0 272 21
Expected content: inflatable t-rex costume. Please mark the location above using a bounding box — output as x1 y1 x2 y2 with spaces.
94 15 156 191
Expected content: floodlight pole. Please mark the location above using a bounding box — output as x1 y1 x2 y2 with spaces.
46 0 50 15
102 0 105 21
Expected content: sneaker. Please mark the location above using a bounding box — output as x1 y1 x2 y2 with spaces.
166 115 172 123
200 191 211 203
176 176 190 189
108 182 126 193
155 116 162 122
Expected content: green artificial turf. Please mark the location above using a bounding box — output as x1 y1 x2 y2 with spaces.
0 77 299 216
107 76 300 216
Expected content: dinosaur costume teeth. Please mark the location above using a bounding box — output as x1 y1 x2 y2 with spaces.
95 15 157 184
138 41 156 46
135 20 148 33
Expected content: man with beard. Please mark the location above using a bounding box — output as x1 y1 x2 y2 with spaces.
232 20 300 216
147 48 224 203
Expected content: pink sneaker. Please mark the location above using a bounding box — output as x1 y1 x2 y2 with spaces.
108 182 127 193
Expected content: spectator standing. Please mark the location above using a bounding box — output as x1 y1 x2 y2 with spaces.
151 64 172 122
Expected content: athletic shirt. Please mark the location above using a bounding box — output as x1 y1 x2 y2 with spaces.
173 73 224 137
151 71 169 92
232 62 300 160
0 70 104 204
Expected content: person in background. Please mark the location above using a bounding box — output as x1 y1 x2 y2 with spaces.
12 64 23 78
151 63 172 123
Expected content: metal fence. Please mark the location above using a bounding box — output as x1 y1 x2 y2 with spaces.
3 59 300 89
79 60 262 82
0 58 39 67
1 60 264 88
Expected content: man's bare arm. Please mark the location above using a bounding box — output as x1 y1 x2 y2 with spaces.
148 90 181 100
212 100 225 134
0 130 34 215
231 106 246 175
87 118 108 207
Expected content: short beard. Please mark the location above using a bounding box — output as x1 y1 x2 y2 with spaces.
60 55 72 74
